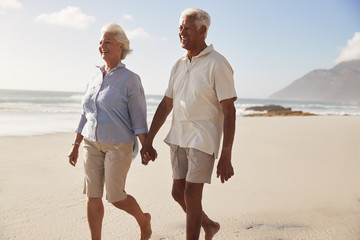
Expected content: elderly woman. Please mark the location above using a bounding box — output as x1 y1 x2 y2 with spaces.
68 22 152 240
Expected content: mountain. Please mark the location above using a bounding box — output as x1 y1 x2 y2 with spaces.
269 59 360 103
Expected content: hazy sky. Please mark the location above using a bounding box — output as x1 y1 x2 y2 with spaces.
0 0 359 98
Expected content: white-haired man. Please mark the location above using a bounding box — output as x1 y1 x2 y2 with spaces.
141 8 237 240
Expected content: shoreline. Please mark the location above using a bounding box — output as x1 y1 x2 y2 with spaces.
1 116 360 239
1 115 359 138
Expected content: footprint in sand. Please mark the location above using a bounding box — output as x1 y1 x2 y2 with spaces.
246 224 306 231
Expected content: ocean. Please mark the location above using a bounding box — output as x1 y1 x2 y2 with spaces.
1 89 359 136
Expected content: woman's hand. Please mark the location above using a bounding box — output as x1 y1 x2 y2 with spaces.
140 144 157 165
68 146 79 167
138 133 157 165
68 133 83 167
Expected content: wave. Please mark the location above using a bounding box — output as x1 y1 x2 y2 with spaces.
1 89 359 116
0 89 359 137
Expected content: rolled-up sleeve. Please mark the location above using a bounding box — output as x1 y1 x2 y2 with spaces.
127 76 148 135
74 83 89 134
75 111 87 134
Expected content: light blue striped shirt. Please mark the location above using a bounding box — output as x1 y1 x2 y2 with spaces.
76 62 148 157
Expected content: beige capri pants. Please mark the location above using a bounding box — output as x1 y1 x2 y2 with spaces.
83 138 133 203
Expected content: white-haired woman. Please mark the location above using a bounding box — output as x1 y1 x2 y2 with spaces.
68 22 153 240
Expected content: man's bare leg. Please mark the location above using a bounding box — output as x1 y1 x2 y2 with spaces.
112 194 152 240
202 213 220 240
172 179 220 240
87 197 104 240
184 182 204 240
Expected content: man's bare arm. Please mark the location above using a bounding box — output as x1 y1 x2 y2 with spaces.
140 96 173 164
217 97 236 183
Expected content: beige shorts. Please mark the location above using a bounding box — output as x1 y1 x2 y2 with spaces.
170 144 215 184
83 138 132 203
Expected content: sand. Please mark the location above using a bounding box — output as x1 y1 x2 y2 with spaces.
1 116 360 240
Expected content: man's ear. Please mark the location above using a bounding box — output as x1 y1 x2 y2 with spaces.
200 25 207 35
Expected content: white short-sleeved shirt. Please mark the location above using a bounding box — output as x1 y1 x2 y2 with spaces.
164 44 237 158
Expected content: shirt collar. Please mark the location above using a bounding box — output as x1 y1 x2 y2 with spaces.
97 62 125 73
182 44 214 60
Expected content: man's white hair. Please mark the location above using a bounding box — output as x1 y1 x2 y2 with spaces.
101 22 133 60
180 8 211 38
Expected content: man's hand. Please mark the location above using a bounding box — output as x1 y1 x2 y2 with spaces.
217 98 236 183
140 142 157 166
139 96 173 166
216 151 234 183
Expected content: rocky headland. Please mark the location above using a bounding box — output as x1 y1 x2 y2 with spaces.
244 104 316 117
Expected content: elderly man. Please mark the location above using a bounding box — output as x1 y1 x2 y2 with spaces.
141 8 237 240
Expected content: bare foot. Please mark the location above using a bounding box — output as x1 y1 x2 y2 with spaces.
204 221 220 240
140 213 152 240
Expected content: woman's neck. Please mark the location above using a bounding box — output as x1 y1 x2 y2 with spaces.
105 60 121 72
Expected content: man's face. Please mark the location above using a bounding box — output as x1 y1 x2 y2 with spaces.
178 15 203 51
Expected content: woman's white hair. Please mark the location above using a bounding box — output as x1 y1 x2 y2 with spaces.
180 8 211 38
101 22 133 60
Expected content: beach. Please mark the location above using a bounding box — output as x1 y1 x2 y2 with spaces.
1 116 360 239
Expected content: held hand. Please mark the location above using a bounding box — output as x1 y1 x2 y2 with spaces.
216 153 234 183
68 147 79 167
140 144 158 166
141 152 151 165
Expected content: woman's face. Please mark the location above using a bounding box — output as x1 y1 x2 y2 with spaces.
99 32 123 64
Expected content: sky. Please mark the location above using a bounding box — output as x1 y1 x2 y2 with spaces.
0 0 359 98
